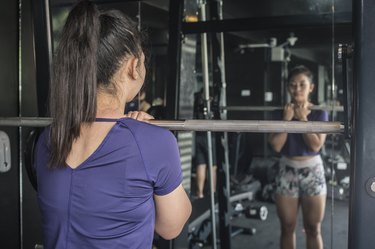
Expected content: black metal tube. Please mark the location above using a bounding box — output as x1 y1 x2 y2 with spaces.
165 0 183 120
209 0 232 248
182 12 352 34
198 1 218 248
31 0 52 117
349 0 375 248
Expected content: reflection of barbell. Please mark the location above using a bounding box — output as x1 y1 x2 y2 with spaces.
0 117 343 133
222 105 344 112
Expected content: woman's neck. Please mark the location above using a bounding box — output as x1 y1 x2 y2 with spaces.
96 92 125 118
293 100 310 106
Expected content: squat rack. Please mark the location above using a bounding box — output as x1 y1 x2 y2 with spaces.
27 0 375 249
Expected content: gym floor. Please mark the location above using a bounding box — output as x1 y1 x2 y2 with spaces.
191 192 349 249
229 199 349 249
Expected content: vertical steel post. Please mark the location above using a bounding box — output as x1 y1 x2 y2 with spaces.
18 0 23 247
31 0 52 117
198 1 218 248
163 1 184 248
349 0 375 248
166 0 183 120
208 0 232 248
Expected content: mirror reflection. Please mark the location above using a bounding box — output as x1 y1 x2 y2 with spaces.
180 1 351 249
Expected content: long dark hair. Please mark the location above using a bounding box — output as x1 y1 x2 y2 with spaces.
49 0 144 168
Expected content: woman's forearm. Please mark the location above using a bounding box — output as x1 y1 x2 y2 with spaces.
302 133 326 152
268 133 288 153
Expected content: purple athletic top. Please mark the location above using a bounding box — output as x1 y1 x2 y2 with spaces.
34 118 183 249
280 110 328 156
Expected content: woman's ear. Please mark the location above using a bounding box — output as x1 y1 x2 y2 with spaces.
128 57 140 80
309 83 315 92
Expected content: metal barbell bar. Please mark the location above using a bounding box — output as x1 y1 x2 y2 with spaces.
0 117 344 133
222 105 344 112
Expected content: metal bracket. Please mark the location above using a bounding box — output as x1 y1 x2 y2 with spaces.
0 130 11 173
365 177 375 198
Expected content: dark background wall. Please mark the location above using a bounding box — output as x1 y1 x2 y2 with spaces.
21 0 44 247
0 0 21 248
0 0 42 248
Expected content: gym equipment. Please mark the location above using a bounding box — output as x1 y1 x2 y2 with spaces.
24 129 41 191
244 206 268 221
223 105 344 112
0 130 11 173
189 181 263 248
0 117 344 133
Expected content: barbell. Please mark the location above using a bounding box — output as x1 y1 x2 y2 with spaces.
222 105 344 112
0 117 344 133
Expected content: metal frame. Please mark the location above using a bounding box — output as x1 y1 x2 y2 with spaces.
208 0 232 248
50 0 148 8
349 0 375 248
182 12 352 34
198 1 218 248
31 0 52 117
23 0 375 248
163 1 354 248
165 0 183 120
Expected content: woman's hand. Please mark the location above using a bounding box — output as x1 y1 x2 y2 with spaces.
283 103 294 121
293 102 311 121
125 111 154 122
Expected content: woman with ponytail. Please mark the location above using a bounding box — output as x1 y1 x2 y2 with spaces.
34 1 191 248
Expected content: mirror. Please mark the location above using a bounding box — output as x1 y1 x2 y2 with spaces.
182 0 352 249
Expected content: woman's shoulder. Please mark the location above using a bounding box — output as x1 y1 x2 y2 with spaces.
309 108 328 121
118 118 176 142
117 118 179 162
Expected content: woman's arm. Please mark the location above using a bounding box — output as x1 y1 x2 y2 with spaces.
154 184 192 240
295 107 328 152
268 103 294 153
268 133 288 153
302 133 327 152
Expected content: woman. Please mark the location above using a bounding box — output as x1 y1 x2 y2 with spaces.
33 1 191 248
269 65 328 249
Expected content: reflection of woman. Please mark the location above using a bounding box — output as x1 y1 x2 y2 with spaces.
269 65 328 249
34 1 191 248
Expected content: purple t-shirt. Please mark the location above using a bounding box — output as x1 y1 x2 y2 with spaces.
34 118 183 249
279 110 329 156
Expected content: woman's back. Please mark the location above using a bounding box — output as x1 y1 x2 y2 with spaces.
35 118 183 249
66 121 116 168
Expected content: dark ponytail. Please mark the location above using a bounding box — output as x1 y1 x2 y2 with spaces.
49 0 100 168
49 0 144 168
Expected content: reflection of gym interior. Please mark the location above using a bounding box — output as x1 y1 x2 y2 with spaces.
2 0 375 248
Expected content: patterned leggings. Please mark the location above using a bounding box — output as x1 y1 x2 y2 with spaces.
275 156 327 198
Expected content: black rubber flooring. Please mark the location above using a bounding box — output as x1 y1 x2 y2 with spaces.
191 193 349 249
229 199 348 249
